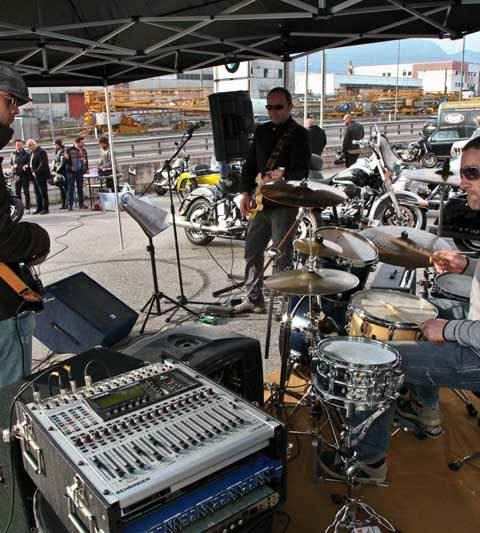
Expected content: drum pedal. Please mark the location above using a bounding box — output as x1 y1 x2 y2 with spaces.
205 304 234 318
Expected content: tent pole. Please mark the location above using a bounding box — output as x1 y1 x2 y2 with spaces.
103 81 124 251
304 55 309 122
320 50 325 128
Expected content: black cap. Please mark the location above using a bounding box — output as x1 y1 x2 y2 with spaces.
0 62 30 106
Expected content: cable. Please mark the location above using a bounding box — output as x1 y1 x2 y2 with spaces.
14 301 28 379
3 364 64 533
44 214 86 261
84 358 112 382
275 510 291 533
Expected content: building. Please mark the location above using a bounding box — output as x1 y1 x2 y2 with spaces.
353 61 480 95
295 72 422 96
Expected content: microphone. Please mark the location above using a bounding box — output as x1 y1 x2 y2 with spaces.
186 120 205 134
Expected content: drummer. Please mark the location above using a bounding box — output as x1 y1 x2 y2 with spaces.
319 136 480 484
233 87 310 314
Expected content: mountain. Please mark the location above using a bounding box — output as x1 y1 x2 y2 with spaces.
295 38 480 74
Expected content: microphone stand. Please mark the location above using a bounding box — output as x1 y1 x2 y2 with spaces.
141 127 215 322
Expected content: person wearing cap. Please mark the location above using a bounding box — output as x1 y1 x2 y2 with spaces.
342 113 364 167
0 62 50 385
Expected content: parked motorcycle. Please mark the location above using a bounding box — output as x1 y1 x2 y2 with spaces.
394 133 438 168
318 129 428 230
439 192 480 254
177 167 323 246
153 145 220 198
4 172 24 222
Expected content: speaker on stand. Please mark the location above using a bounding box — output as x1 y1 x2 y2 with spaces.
208 91 255 163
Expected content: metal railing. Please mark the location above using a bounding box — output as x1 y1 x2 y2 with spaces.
0 118 425 167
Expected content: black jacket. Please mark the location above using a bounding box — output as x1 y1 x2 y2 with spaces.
30 146 51 182
65 145 89 174
307 125 327 156
342 121 365 154
241 117 311 195
10 149 30 179
53 146 67 175
0 127 50 320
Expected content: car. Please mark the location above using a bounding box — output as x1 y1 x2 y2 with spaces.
422 116 438 137
427 125 478 158
450 127 480 157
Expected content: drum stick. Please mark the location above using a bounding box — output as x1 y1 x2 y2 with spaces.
380 300 423 327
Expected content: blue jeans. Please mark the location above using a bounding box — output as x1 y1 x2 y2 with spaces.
0 311 35 386
354 297 476 463
67 171 84 207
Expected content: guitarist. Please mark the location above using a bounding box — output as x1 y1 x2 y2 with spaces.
0 63 50 386
235 87 310 314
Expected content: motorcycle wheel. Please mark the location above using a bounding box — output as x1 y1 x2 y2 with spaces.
380 204 427 230
184 198 215 246
154 184 167 196
296 210 322 239
453 238 480 257
420 152 438 169
9 195 24 223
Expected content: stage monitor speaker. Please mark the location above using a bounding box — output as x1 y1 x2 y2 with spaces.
209 91 255 162
127 323 264 406
0 348 144 533
34 272 139 354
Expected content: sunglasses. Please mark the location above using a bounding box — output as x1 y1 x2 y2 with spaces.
265 104 286 111
460 166 480 181
0 93 18 108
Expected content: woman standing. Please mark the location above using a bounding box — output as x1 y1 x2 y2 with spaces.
52 138 67 209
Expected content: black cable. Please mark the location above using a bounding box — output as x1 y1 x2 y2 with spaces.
3 364 64 533
275 510 291 533
13 301 27 379
44 214 86 261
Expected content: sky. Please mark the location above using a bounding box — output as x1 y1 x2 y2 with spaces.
435 31 480 53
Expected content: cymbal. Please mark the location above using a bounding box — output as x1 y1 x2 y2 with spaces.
361 226 450 268
265 268 359 295
261 180 347 208
402 168 460 186
293 237 343 257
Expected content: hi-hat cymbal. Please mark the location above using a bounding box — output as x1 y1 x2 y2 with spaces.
293 237 343 257
261 180 347 208
265 268 359 295
361 226 450 268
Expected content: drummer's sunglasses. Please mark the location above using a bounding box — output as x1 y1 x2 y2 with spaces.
460 166 480 181
265 104 286 110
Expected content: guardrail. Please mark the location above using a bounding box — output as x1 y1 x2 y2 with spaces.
0 118 425 167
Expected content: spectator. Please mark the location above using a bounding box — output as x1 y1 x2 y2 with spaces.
10 138 30 214
26 139 50 214
97 136 114 190
65 136 89 210
52 138 67 210
342 113 364 167
305 118 327 156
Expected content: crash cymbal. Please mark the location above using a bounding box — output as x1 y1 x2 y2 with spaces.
361 226 450 268
293 237 343 257
261 180 347 209
402 168 460 186
265 268 359 296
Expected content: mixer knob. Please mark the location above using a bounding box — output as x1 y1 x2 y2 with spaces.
138 415 145 423
74 437 83 447
111 424 119 432
146 412 153 420
93 431 101 439
84 434 92 443
120 421 128 429
129 418 136 426
103 427 110 436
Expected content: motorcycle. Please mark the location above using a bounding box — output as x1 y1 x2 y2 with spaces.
393 133 438 168
177 167 323 246
4 172 24 222
318 129 428 230
153 145 220 198
438 192 480 254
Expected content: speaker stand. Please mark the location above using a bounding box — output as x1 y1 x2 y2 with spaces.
140 236 201 334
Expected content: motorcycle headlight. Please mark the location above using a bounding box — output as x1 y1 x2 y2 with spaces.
161 169 170 179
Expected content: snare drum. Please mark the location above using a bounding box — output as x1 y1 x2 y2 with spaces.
348 289 438 341
315 227 378 327
312 337 402 411
433 273 472 303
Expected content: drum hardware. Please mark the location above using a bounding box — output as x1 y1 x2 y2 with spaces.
293 236 342 257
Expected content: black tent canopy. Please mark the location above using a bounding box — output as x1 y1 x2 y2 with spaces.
0 0 479 87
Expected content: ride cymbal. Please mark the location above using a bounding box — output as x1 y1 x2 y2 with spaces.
293 237 343 257
361 226 450 268
265 268 359 295
261 180 347 209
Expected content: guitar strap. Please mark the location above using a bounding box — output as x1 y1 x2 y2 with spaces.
0 262 42 302
264 121 298 172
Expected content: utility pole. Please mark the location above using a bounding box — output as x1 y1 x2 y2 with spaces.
394 41 401 121
304 55 309 122
460 34 466 101
320 50 326 127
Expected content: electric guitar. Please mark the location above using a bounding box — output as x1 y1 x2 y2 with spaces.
247 172 265 221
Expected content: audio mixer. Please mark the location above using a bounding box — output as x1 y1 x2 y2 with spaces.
15 358 285 532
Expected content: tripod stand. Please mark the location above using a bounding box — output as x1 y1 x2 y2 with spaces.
139 126 214 322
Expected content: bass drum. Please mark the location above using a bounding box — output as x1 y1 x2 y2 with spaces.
314 227 378 330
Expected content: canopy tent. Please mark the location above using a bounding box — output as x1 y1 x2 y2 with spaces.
1 0 479 249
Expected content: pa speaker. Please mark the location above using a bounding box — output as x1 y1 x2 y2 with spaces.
128 323 264 406
209 91 254 161
34 272 138 354
0 348 144 533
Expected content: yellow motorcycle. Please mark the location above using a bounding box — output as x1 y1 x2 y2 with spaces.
153 147 220 198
